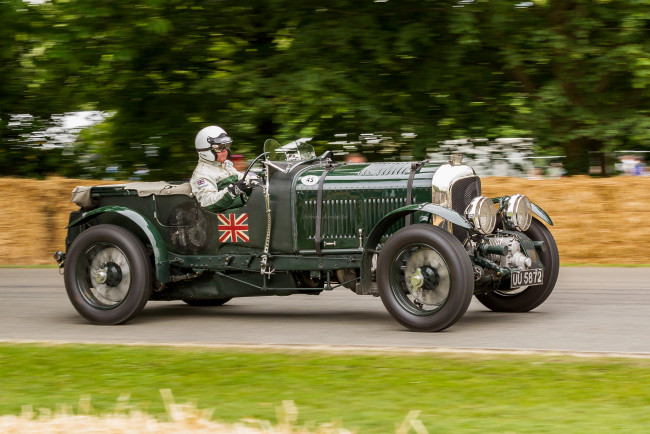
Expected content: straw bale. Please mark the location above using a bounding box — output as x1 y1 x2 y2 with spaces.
0 177 113 266
1 175 649 265
482 175 650 264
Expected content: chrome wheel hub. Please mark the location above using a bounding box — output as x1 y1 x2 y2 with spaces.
94 269 108 284
403 248 450 307
409 269 424 290
87 246 131 306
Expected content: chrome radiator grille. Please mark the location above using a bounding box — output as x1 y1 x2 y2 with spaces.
451 176 481 242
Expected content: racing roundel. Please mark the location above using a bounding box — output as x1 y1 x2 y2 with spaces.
217 213 249 243
300 175 320 186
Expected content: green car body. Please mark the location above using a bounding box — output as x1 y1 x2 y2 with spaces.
58 140 559 332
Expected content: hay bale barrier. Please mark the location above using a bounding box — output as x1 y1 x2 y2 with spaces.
0 177 108 266
1 176 649 266
481 176 650 265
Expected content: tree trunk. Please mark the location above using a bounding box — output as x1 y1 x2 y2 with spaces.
562 138 601 175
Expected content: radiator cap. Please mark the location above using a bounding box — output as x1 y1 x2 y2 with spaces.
449 154 463 166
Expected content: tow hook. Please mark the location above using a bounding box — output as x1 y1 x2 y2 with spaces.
53 251 65 274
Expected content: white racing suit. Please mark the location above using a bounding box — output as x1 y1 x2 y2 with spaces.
190 159 249 213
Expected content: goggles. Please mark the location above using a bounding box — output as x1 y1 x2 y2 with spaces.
211 143 230 152
198 133 232 152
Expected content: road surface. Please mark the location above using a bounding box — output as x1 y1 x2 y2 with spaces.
1 267 649 354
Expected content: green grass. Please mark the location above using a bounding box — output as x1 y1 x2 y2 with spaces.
2 344 650 432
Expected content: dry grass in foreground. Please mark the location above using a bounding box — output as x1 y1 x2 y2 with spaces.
0 390 427 434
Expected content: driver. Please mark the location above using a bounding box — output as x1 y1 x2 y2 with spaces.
190 125 254 212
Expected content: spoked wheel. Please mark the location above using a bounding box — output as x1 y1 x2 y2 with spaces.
475 218 560 312
377 224 474 332
64 224 153 324
182 298 232 306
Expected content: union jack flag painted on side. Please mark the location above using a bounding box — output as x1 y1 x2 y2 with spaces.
217 213 249 243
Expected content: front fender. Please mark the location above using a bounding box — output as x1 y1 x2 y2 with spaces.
365 203 470 250
68 206 170 282
530 202 553 226
359 203 471 294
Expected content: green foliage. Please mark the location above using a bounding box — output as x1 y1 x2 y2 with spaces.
485 0 650 173
2 0 650 177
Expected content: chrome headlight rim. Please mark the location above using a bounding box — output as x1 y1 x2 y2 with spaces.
465 196 497 235
505 194 532 231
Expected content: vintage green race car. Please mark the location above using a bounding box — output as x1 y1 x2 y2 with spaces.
55 139 559 332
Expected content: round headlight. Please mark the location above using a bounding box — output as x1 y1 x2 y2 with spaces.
465 196 496 235
505 194 532 231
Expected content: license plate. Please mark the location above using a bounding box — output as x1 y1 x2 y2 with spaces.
511 269 543 288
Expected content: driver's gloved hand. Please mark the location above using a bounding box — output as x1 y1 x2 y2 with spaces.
236 179 253 195
226 183 244 198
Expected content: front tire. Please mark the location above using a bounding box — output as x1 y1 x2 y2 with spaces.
377 224 474 332
64 224 153 325
475 218 560 312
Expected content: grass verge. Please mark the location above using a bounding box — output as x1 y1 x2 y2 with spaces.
2 343 650 432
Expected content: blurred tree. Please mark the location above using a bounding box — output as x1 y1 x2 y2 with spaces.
3 0 650 177
478 0 650 174
0 1 43 177
0 1 78 177
7 0 523 179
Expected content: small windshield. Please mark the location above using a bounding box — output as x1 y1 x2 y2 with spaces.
264 138 316 162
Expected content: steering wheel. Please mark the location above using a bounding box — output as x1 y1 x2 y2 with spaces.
242 152 267 184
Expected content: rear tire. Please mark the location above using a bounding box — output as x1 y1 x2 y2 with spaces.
64 224 152 324
377 224 474 332
475 218 560 312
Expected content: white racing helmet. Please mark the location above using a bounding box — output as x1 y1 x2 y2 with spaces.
195 125 233 162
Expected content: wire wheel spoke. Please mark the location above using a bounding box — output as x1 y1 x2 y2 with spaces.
79 244 131 309
390 244 450 316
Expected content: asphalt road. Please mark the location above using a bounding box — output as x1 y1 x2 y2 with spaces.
1 267 649 355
